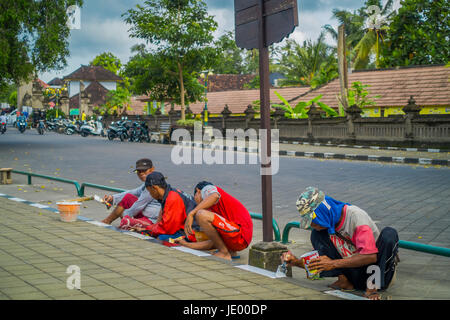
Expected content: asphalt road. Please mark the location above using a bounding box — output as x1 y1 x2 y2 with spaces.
1 128 450 247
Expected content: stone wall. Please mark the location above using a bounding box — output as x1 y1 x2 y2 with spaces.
105 97 450 148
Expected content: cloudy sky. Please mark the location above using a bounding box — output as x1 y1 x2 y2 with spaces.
39 0 400 83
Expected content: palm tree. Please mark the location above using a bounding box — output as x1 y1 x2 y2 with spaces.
324 0 395 70
275 32 338 88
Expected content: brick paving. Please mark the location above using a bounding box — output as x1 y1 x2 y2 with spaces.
0 197 335 301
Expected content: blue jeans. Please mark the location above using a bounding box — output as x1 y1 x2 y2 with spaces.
310 227 399 290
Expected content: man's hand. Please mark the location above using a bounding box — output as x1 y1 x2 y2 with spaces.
103 195 113 204
281 251 303 268
184 211 195 236
308 256 336 272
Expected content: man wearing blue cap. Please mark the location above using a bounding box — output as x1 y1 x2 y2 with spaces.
282 187 399 300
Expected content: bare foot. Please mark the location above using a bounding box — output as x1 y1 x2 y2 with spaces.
212 250 232 261
101 219 111 225
329 275 354 290
364 288 381 300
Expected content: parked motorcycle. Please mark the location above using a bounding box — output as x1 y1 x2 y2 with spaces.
37 120 45 135
139 121 151 143
46 119 57 131
65 120 82 135
107 120 126 141
80 120 105 137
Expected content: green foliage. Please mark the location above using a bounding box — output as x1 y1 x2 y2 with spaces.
176 119 199 127
273 91 338 119
90 52 122 75
8 91 17 108
275 33 338 88
95 86 131 116
213 31 247 74
123 0 218 120
381 0 450 67
46 108 66 120
340 81 381 110
0 0 84 90
324 0 395 70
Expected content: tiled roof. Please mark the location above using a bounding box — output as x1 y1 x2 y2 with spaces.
290 65 450 108
35 78 49 89
202 74 256 92
177 86 312 114
64 65 123 82
47 78 64 86
69 81 109 109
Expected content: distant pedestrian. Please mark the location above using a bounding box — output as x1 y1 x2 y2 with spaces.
281 187 400 300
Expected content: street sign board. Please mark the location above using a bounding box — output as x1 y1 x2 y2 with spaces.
235 0 298 49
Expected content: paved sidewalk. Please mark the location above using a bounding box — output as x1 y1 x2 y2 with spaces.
0 197 335 301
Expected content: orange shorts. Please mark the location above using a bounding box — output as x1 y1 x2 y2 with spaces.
212 214 248 252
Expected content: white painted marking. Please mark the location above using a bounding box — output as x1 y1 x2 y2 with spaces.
324 290 369 300
174 246 211 257
235 265 286 279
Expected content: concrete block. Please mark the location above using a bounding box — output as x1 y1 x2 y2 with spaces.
248 241 292 277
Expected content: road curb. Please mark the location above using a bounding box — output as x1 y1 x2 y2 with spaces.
176 141 450 167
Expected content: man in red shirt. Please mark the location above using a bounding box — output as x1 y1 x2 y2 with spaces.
135 172 197 242
177 181 253 261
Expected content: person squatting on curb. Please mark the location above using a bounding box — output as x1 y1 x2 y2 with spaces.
101 158 161 229
175 181 253 261
281 187 400 300
132 171 200 241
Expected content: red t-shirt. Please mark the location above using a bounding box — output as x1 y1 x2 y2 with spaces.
144 190 187 238
208 187 253 246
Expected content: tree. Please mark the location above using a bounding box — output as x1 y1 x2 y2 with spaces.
0 0 84 91
213 31 247 74
324 0 395 70
90 52 123 75
381 0 450 67
275 33 338 88
123 0 218 120
353 0 395 69
124 45 205 106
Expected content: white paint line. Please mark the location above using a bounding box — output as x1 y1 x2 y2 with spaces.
173 246 212 257
86 221 111 227
29 203 50 209
122 232 154 240
9 197 26 202
324 290 369 300
235 264 286 279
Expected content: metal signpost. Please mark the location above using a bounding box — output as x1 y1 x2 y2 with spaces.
235 0 298 242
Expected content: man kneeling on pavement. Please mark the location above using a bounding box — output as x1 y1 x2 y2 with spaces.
282 187 400 300
175 181 253 261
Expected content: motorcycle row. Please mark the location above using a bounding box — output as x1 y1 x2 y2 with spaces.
22 116 153 143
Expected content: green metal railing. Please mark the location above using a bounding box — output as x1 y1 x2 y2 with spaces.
79 183 125 197
13 170 82 195
11 170 282 241
250 212 281 242
281 220 450 257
